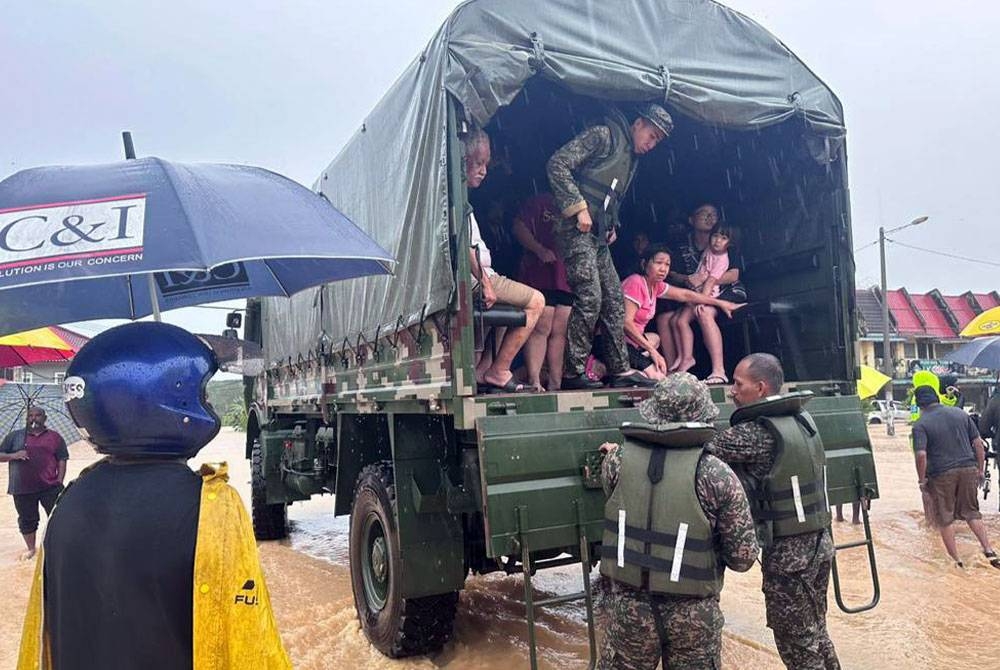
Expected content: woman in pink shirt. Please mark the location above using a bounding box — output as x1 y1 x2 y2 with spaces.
620 245 741 381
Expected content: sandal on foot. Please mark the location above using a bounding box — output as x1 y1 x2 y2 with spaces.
704 375 729 385
985 551 1000 569
478 378 528 394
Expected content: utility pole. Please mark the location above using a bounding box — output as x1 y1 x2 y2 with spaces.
879 226 894 436
876 216 929 437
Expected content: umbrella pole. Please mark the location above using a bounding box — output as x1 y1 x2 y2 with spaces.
148 274 162 322
121 132 161 322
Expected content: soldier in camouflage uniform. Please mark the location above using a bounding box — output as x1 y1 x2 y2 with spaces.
598 373 759 669
546 104 673 390
706 353 841 670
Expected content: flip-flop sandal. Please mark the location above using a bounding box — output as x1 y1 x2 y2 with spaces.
985 551 1000 569
704 375 729 385
478 378 528 394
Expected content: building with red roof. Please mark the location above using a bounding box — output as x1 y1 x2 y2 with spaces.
857 286 1000 377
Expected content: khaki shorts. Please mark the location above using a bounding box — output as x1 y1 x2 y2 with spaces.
488 273 539 309
927 466 982 527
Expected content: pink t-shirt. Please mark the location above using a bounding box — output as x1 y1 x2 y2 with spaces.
689 249 729 297
621 274 669 347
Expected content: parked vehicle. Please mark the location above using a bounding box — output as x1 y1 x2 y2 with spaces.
867 400 910 425
242 1 881 665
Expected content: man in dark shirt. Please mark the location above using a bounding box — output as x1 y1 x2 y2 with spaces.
0 406 68 559
912 385 1000 568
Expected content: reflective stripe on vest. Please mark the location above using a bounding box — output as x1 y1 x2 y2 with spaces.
756 413 832 538
600 440 723 597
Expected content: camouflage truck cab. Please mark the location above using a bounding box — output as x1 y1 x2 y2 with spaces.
245 1 878 664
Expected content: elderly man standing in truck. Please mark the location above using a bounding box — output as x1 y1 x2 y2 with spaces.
547 104 672 390
706 353 841 670
597 373 758 669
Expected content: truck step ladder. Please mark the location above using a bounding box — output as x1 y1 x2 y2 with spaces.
515 500 598 670
830 467 880 613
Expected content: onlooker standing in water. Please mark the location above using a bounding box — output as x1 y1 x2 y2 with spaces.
912 385 1000 569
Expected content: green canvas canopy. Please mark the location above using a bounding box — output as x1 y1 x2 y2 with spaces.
262 0 846 363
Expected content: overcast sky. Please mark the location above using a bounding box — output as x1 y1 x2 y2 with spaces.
2 0 996 337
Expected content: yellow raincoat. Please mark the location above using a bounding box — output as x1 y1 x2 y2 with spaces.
18 463 291 670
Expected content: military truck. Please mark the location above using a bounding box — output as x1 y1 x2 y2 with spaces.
244 1 879 664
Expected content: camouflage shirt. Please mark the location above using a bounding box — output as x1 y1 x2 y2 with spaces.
601 445 759 572
546 125 617 219
706 422 834 573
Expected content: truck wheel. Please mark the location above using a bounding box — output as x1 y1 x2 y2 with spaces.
251 438 288 540
350 462 458 657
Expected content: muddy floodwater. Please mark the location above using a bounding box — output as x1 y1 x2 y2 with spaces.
3 426 1000 669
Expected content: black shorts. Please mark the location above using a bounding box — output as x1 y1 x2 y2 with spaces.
13 484 63 535
627 343 654 371
541 289 575 307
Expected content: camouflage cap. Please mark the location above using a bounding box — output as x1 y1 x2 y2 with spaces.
639 103 674 137
638 372 719 424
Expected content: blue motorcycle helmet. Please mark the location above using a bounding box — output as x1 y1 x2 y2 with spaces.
64 322 221 458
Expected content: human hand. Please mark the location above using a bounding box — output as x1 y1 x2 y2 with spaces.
11 450 29 461
719 301 743 318
538 248 558 264
652 351 667 374
607 228 617 245
482 279 497 309
599 442 619 455
576 209 593 234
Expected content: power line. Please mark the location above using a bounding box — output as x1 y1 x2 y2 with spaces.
887 239 1000 269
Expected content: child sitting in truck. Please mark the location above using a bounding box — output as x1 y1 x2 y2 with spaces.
589 245 741 381
669 224 738 380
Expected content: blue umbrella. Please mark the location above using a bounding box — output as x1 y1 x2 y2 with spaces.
945 336 1000 371
0 157 394 335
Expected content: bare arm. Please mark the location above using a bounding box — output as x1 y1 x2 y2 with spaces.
914 450 928 484
512 218 555 262
973 436 986 479
719 267 739 285
666 286 741 317
469 249 497 308
57 459 67 484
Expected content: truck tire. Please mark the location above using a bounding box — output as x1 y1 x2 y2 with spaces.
251 438 288 540
350 462 458 657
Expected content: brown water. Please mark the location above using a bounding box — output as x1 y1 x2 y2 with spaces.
3 426 1000 669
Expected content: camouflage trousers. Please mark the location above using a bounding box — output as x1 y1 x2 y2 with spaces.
598 583 722 670
554 222 628 376
763 532 841 670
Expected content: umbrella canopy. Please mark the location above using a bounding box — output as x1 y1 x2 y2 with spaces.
945 336 1000 370
0 157 395 335
857 365 892 399
0 383 82 445
0 327 76 367
959 306 1000 338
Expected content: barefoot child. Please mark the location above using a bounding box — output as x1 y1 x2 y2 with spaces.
670 225 736 381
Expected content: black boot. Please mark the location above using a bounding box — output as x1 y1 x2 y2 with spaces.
562 374 603 390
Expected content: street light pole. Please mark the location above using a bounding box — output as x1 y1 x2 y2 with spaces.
879 226 894 436
876 215 929 437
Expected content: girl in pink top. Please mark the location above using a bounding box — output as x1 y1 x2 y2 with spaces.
620 245 741 381
670 225 736 375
